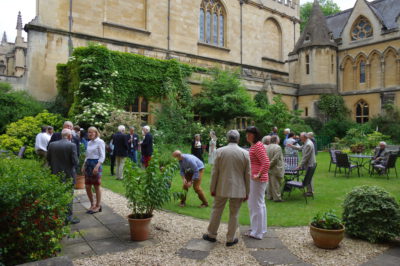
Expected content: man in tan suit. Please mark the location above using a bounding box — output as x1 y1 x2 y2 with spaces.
266 135 285 202
203 130 251 247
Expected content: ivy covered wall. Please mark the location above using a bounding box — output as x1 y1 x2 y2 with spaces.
57 44 197 128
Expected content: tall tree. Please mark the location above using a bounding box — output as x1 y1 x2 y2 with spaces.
300 0 341 32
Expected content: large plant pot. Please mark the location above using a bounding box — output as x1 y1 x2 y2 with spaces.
74 175 85 189
310 223 345 249
128 214 153 241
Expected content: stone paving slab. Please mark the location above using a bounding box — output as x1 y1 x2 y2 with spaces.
361 253 400 266
61 242 96 260
88 237 132 255
176 248 209 260
80 225 115 241
185 239 217 252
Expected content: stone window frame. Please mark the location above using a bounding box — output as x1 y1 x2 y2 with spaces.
126 96 150 123
359 60 366 83
355 100 369 124
305 53 310 75
199 0 226 47
350 16 373 41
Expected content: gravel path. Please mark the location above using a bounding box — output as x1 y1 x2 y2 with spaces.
73 188 388 266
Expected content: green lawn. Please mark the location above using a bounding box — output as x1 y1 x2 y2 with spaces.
100 152 400 227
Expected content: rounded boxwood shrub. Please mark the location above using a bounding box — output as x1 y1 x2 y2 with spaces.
342 185 400 243
0 157 72 265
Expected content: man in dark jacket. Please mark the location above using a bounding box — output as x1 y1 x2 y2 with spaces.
140 125 153 168
48 121 80 158
112 125 129 180
47 129 79 224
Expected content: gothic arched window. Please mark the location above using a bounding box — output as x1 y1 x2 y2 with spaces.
351 16 373 41
356 100 369 124
200 0 225 47
359 60 366 83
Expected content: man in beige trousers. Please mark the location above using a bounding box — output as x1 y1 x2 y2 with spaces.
203 130 251 247
266 136 285 202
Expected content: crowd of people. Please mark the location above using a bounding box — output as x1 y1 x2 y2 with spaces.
34 121 154 225
34 121 318 245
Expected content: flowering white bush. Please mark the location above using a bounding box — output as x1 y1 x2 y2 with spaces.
74 102 116 129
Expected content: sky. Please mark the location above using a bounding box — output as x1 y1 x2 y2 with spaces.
0 0 358 43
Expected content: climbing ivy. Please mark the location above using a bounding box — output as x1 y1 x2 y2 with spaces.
57 44 196 129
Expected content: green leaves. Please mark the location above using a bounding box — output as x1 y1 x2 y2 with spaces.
300 0 341 32
311 210 342 230
123 151 177 218
0 157 72 265
342 186 400 243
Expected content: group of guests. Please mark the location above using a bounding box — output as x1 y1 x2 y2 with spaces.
173 126 317 246
190 131 218 165
35 121 153 225
108 125 153 180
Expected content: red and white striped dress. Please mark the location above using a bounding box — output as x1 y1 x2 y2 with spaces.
249 141 270 182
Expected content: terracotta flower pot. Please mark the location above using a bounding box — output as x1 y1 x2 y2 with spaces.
74 175 85 189
128 214 153 241
310 223 345 249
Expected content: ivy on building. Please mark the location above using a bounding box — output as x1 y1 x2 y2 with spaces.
57 44 198 128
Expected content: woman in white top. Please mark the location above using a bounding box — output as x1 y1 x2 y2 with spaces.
284 133 300 156
208 131 217 165
81 126 105 214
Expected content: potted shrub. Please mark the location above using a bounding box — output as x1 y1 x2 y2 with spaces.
123 154 176 241
310 210 345 249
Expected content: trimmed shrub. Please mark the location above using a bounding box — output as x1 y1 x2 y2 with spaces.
0 82 44 134
0 112 64 158
342 186 400 243
0 157 72 265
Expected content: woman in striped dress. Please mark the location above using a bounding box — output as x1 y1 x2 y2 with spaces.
245 126 270 240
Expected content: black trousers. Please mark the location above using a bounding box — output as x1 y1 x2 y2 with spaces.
110 153 116 175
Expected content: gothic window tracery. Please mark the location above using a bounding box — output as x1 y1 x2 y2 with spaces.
359 60 366 83
199 0 225 47
351 16 373 41
355 100 369 124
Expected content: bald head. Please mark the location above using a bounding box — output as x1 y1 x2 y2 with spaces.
172 150 183 160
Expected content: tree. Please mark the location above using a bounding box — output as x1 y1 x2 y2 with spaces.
300 0 341 32
254 90 269 109
317 94 349 121
370 104 400 143
194 68 255 126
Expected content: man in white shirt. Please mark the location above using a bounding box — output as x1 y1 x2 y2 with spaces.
35 125 51 160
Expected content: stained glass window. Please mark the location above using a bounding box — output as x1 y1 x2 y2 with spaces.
360 61 366 83
199 0 225 47
199 9 204 41
356 100 369 124
351 16 373 41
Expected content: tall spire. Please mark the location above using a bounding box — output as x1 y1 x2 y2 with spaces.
290 0 336 54
16 11 22 30
1 31 7 44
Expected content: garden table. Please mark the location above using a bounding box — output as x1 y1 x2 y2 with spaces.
348 154 373 173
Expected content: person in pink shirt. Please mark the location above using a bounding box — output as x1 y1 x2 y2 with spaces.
245 126 270 240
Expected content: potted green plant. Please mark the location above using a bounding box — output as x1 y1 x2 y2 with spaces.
310 210 345 249
123 154 176 241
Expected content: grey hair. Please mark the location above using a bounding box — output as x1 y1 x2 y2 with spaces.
227 130 240 143
270 135 280 144
118 125 126 132
300 132 308 138
61 129 72 139
194 134 200 138
129 126 135 130
63 121 73 128
143 125 150 132
379 141 387 146
307 132 314 138
262 135 271 145
284 128 290 133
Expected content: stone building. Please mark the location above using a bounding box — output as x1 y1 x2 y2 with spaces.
0 12 27 89
2 0 400 125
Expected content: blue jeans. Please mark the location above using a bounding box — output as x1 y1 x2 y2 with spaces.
128 149 137 164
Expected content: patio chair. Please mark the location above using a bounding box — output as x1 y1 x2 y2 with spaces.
284 154 300 180
328 149 341 172
335 153 360 177
371 153 398 179
282 166 317 204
